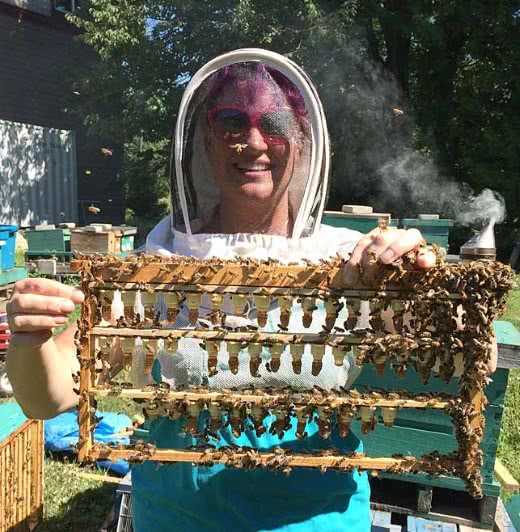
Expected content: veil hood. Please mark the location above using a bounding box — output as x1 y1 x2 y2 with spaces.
169 48 330 239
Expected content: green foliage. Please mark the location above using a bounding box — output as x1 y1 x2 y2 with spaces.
498 275 520 484
67 0 519 253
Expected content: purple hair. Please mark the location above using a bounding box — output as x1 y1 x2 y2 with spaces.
205 62 308 120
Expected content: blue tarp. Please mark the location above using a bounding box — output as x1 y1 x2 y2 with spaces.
45 410 132 475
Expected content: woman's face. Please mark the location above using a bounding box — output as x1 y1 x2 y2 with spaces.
206 79 301 204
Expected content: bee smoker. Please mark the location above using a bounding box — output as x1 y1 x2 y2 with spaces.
459 219 496 261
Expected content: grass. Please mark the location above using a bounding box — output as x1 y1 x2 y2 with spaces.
38 458 117 532
497 274 520 484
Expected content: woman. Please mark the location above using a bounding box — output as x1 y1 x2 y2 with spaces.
7 49 436 531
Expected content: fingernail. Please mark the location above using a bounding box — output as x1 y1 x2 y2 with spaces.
60 301 75 313
72 289 84 302
54 316 67 324
379 250 394 263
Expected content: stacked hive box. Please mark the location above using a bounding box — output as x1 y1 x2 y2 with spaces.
0 403 43 532
0 225 27 298
322 208 517 526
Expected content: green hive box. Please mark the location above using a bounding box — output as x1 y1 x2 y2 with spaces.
352 320 520 525
26 228 72 258
401 218 453 250
322 210 398 234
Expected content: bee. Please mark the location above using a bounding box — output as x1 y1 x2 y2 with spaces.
230 143 248 153
88 205 101 214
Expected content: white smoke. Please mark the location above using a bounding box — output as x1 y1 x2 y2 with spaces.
311 40 507 228
458 188 506 226
378 151 506 226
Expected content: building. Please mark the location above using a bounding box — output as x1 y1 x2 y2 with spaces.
0 0 124 225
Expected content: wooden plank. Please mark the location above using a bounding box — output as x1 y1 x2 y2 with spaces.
417 486 433 513
371 500 486 530
371 509 401 531
77 472 122 484
372 510 392 527
495 321 520 369
494 460 520 493
494 499 516 532
496 345 520 369
458 526 483 532
407 515 457 531
479 496 499 527
88 446 461 474
91 387 455 410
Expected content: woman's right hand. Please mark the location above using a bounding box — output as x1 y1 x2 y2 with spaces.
7 278 84 345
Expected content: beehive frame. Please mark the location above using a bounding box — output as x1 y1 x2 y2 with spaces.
72 254 514 498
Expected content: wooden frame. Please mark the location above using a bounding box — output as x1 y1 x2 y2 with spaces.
72 254 514 499
0 419 44 532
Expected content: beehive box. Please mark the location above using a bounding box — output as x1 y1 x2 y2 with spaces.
0 225 18 271
71 227 118 254
0 403 43 532
25 228 71 258
356 321 520 528
401 218 453 250
71 226 137 255
323 210 398 233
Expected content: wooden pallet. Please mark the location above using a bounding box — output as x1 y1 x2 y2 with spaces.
370 497 516 531
369 478 517 531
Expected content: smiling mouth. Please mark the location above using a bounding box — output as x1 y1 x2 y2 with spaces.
235 163 272 172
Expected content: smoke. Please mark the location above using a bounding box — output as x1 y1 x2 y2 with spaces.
378 151 506 226
308 39 507 227
457 188 506 226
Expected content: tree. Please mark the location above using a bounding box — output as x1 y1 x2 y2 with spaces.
68 0 519 255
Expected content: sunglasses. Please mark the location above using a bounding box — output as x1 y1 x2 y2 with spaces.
207 106 300 145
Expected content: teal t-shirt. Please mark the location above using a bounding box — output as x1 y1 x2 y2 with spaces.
131 300 371 531
132 415 370 532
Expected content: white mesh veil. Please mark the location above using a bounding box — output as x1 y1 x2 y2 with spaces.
170 48 330 238
146 49 363 391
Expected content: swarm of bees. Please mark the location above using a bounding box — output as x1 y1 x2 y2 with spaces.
73 253 515 498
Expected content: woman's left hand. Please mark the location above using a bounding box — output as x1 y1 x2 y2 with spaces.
344 226 437 286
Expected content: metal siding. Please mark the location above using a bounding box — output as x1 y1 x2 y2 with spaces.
0 119 77 226
0 0 52 16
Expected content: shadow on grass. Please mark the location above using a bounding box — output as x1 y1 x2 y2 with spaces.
37 482 117 532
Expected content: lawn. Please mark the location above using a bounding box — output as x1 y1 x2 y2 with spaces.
2 275 519 531
497 274 520 482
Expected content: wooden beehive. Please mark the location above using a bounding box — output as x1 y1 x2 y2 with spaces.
70 226 137 255
71 253 514 502
0 404 43 532
71 228 118 254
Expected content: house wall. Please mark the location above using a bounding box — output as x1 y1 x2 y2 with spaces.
0 2 124 225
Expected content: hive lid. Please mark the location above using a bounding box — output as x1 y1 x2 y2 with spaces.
341 205 373 214
324 210 391 221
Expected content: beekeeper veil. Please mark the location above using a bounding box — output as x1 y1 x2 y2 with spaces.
170 48 330 238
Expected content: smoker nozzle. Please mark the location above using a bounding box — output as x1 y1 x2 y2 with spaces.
459 220 496 261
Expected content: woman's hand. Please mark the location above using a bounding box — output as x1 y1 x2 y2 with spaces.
344 227 436 286
7 278 84 345
6 278 83 419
